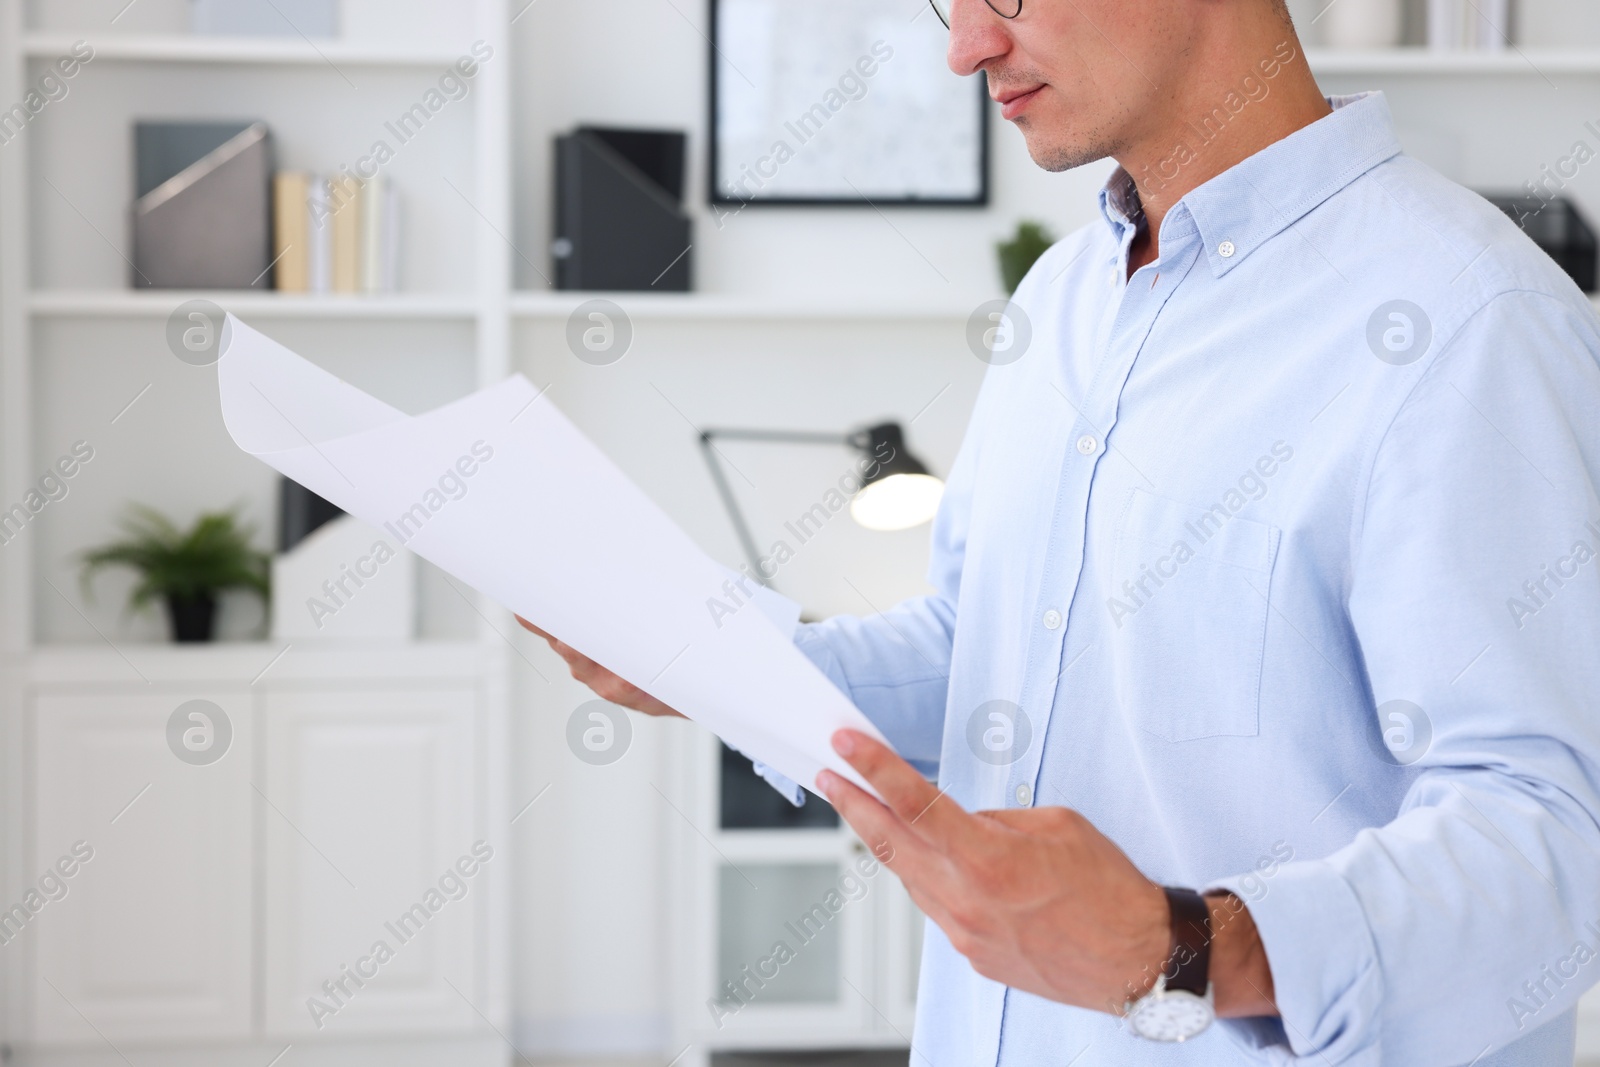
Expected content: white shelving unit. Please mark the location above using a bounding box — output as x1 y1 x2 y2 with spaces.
0 2 515 1064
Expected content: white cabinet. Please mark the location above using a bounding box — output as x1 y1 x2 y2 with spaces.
262 686 486 1036
16 644 507 1064
30 688 254 1044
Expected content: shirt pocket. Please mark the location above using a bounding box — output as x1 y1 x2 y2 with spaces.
1109 487 1280 741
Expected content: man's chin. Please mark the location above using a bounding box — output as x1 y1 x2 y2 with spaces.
1018 128 1108 174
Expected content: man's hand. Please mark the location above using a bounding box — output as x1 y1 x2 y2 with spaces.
514 616 685 719
817 729 1278 1019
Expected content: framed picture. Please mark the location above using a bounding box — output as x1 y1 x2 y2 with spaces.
709 0 989 207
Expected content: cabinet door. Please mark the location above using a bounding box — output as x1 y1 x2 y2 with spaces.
673 731 882 1047
30 688 253 1043
709 857 873 1038
262 685 484 1037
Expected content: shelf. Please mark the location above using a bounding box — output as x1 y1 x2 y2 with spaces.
23 33 466 67
511 291 981 322
517 290 1600 321
29 290 480 320
21 640 493 685
1306 47 1600 74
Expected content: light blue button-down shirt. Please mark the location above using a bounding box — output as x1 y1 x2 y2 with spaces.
791 92 1600 1065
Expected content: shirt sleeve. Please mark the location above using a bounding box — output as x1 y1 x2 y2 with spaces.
793 592 956 779
1212 289 1600 1064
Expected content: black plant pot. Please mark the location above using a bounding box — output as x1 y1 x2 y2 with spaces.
165 593 217 643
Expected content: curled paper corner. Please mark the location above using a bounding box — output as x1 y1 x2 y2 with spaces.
218 315 407 459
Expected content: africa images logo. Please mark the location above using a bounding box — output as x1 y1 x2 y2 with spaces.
566 700 632 766
166 700 232 766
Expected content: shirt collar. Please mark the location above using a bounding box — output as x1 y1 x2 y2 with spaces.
1097 91 1404 277
1098 166 1143 237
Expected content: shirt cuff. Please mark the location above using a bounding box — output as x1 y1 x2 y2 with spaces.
1209 859 1383 1063
727 609 831 809
747 758 805 807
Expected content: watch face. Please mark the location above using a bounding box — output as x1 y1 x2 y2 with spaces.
1128 989 1214 1042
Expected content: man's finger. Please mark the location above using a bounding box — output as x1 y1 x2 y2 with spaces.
547 638 591 669
831 730 976 847
818 768 942 888
514 614 551 639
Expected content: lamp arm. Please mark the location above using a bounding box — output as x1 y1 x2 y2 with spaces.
696 427 864 592
697 432 774 588
699 427 852 447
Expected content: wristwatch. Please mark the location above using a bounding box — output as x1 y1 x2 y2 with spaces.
1124 886 1216 1042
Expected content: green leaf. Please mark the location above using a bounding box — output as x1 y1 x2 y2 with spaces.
80 504 271 614
997 220 1057 295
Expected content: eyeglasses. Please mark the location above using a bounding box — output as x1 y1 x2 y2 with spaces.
927 0 1023 29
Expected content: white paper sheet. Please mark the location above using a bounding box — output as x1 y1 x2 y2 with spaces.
217 315 888 797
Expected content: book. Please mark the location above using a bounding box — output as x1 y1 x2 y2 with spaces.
330 173 362 294
307 175 331 293
1471 0 1509 49
382 181 401 292
1427 0 1464 48
272 172 310 292
361 173 384 294
276 170 399 294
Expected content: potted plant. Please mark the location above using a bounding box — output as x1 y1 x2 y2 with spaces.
81 505 270 643
997 220 1056 295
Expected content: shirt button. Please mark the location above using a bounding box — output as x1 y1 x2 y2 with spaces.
1015 783 1033 806
1076 434 1098 456
1042 609 1063 630
1218 240 1236 258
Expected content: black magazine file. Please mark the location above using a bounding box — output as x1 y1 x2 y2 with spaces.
278 478 343 553
554 126 691 291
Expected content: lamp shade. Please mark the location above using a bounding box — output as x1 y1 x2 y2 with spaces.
848 423 945 531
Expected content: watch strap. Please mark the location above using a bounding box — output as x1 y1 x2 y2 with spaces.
1162 886 1211 997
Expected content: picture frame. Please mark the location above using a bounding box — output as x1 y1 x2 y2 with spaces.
709 0 989 208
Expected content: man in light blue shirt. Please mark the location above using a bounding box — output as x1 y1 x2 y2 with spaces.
522 0 1600 1061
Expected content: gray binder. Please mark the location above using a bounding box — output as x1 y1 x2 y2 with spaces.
132 121 273 289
